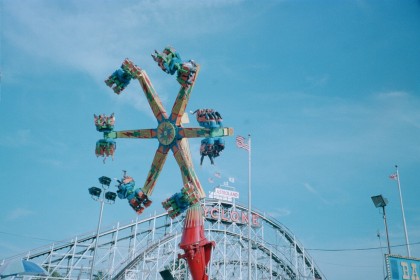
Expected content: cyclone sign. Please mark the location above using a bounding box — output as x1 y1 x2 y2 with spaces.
204 205 260 227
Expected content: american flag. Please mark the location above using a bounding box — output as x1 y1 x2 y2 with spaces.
389 173 398 180
236 135 249 151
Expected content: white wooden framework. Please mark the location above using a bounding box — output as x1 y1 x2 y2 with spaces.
1 199 325 280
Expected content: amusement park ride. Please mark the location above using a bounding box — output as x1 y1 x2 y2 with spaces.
95 46 234 280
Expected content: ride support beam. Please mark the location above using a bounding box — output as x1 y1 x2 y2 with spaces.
179 127 234 138
170 65 200 125
142 145 169 196
123 59 169 123
105 129 157 139
171 140 205 199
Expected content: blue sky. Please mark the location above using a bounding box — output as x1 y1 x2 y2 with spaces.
1 0 420 279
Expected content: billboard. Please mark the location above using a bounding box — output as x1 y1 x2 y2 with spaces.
209 187 239 202
386 255 420 280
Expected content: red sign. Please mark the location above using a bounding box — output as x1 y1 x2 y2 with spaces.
204 206 260 227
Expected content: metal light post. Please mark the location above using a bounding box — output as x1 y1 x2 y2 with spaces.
88 176 116 280
371 195 391 255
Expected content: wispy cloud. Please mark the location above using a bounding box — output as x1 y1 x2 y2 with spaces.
305 74 330 88
4 0 247 118
372 90 420 130
38 158 64 168
375 90 409 99
274 90 420 161
304 182 332 205
3 1 243 75
5 208 35 221
0 129 31 147
304 182 317 194
268 208 291 218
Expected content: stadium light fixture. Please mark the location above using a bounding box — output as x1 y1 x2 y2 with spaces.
88 187 102 199
371 194 391 255
88 176 117 280
99 176 111 187
105 191 117 203
371 195 388 208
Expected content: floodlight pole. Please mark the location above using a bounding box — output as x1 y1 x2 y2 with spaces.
89 177 115 280
381 204 391 255
90 197 104 280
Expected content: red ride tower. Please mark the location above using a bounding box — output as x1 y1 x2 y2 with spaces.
178 204 215 280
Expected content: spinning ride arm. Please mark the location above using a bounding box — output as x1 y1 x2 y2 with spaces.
105 129 157 139
171 139 205 199
170 65 200 125
179 127 234 138
141 145 170 197
123 59 169 123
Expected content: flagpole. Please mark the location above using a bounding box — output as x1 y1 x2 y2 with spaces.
235 134 252 279
395 165 411 257
248 134 252 280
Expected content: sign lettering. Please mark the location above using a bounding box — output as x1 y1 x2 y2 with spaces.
387 255 420 280
204 206 260 227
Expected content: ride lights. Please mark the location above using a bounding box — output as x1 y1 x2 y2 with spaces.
88 176 117 280
371 194 391 255
89 187 102 199
99 176 111 187
371 195 388 208
105 191 117 203
88 176 117 202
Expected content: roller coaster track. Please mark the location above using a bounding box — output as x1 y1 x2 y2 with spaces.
1 199 325 280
